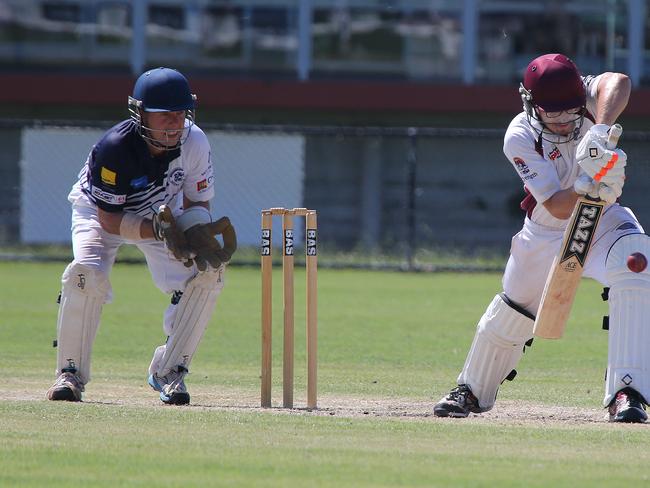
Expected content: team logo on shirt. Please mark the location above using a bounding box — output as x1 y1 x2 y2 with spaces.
513 157 530 174
549 147 562 160
100 167 117 185
196 179 208 192
168 168 185 186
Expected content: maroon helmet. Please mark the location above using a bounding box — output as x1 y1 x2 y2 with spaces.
522 54 585 111
519 53 586 142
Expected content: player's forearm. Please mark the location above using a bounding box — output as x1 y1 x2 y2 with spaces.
595 72 631 125
139 219 155 239
97 208 154 239
542 188 580 220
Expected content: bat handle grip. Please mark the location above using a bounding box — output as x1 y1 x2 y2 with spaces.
606 123 623 150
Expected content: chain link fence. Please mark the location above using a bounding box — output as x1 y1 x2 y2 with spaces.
2 120 650 271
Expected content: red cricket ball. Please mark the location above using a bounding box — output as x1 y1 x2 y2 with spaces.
627 252 648 273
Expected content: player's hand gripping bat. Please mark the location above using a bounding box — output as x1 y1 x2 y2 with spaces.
533 124 623 339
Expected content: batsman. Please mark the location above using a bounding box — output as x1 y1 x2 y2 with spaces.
435 54 650 423
46 67 236 405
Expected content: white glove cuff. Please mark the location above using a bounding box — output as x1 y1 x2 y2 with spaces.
177 206 212 232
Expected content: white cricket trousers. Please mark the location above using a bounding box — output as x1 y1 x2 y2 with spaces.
70 204 199 328
502 203 643 315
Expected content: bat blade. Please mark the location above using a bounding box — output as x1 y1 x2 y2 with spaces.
533 200 604 338
533 123 621 339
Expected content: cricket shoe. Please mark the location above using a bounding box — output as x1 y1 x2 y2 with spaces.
608 388 647 423
148 366 190 405
47 371 84 402
433 384 482 418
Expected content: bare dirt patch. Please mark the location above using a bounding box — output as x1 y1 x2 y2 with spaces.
254 395 611 426
5 379 623 427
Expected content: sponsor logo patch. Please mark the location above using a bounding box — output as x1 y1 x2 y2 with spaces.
549 147 561 160
513 157 530 174
196 179 208 192
100 167 117 185
91 185 127 205
130 175 148 189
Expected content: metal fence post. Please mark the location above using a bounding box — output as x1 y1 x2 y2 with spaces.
406 127 418 271
131 0 148 76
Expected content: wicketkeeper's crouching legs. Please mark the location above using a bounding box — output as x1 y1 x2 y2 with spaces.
148 265 225 405
434 293 534 417
604 233 650 422
47 262 111 401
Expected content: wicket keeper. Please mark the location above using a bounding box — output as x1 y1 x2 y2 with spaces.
47 67 236 405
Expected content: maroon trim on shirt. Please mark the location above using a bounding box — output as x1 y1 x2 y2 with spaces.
534 135 544 157
520 186 537 218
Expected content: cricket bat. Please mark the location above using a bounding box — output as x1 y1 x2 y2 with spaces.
533 123 622 339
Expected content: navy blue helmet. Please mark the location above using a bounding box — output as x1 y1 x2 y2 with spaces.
128 67 197 150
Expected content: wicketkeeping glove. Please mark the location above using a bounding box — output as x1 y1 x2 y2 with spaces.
184 217 237 272
152 205 193 265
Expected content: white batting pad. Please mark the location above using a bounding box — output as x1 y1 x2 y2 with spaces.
148 345 166 376
56 262 111 384
155 266 225 377
604 233 650 406
457 294 534 410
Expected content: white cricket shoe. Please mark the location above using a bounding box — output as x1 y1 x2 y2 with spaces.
148 366 190 405
47 371 84 402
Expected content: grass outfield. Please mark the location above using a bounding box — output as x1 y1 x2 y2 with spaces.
1 261 649 487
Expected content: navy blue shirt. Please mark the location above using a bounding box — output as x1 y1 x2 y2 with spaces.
73 118 215 218
80 119 181 214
